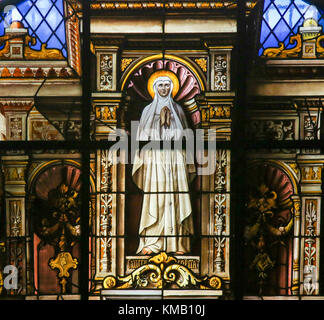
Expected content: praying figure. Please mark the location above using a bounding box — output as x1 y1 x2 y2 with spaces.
132 71 195 255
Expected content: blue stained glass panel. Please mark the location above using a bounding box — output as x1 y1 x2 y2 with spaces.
35 0 53 16
259 0 324 57
53 0 64 15
264 4 282 29
46 6 62 31
55 21 66 44
260 21 271 43
37 20 53 42
273 18 291 42
0 0 67 58
24 6 43 29
47 34 63 50
263 33 281 50
275 2 290 16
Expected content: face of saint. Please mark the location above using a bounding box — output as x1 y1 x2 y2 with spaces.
156 81 171 97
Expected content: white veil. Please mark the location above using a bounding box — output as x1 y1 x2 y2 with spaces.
136 76 187 141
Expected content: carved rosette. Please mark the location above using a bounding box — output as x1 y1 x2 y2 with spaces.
103 252 222 290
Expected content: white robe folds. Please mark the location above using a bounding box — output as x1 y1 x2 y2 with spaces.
132 77 195 254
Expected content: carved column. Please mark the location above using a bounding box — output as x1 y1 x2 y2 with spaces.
2 155 29 295
95 149 122 285
297 155 324 295
291 196 301 296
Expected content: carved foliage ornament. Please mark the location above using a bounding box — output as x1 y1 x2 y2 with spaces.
103 252 222 290
303 199 318 295
247 120 295 141
33 166 81 294
245 164 295 295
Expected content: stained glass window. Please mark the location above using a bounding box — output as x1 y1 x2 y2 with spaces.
2 0 324 306
0 0 67 57
259 0 324 56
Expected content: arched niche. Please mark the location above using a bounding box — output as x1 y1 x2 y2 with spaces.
119 54 205 128
244 160 300 296
26 160 94 295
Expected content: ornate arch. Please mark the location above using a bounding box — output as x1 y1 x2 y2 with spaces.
120 54 206 102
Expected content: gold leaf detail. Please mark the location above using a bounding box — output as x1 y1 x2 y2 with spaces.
102 252 222 291
121 58 134 72
262 34 302 58
24 44 64 60
194 58 207 72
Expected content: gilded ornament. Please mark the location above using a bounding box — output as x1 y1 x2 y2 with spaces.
103 276 117 289
316 35 324 57
103 252 222 290
49 251 78 293
0 33 64 60
24 43 65 60
262 34 302 58
121 58 134 72
208 276 222 289
0 35 11 58
149 251 176 265
194 58 207 72
34 180 81 294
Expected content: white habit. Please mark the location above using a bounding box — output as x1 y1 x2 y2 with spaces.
132 76 195 254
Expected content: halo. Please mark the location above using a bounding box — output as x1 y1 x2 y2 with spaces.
147 70 180 98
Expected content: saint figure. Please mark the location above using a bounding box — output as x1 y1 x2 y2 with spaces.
132 71 195 255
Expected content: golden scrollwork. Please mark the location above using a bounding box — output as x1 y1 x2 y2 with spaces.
316 35 324 57
121 58 134 72
49 251 78 293
262 34 302 58
24 43 64 60
0 40 10 58
194 58 207 72
103 252 222 290
208 276 222 289
0 32 64 60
